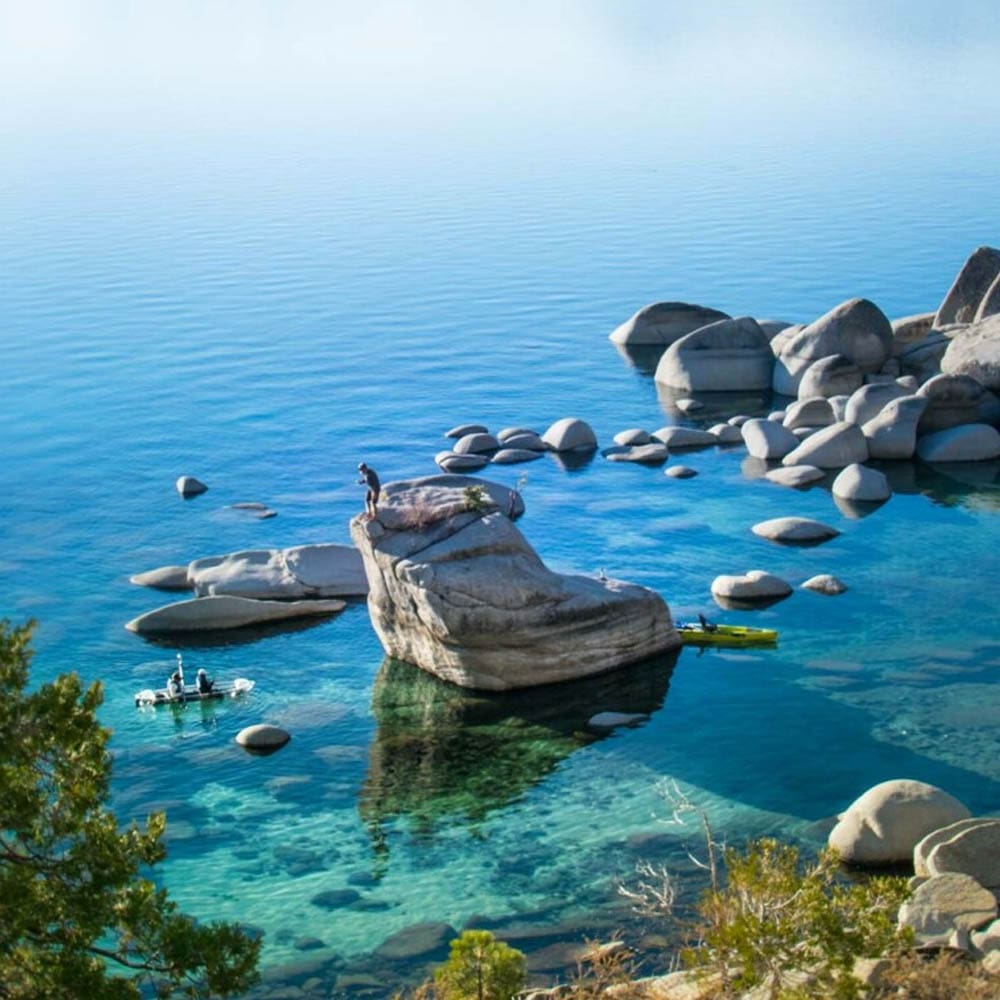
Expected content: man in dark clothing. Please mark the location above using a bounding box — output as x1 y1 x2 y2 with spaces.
358 463 380 521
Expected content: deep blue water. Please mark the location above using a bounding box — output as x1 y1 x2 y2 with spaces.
3 4 1000 995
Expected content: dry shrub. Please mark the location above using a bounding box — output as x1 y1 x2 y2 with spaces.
874 950 999 999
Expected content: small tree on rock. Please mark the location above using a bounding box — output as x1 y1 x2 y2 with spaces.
0 619 260 999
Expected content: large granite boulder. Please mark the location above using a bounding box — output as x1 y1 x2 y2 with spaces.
890 312 936 356
125 596 346 634
781 421 869 468
844 381 911 427
188 544 368 599
924 819 1000 888
898 330 955 383
916 424 1000 462
130 565 192 590
651 426 717 449
828 779 971 865
783 397 836 430
917 373 989 432
349 476 678 690
436 451 489 473
453 432 499 454
934 246 1000 327
862 395 928 460
832 463 891 503
898 873 997 940
490 448 544 464
914 819 992 878
653 316 774 390
542 417 598 453
741 418 798 460
765 465 825 488
609 302 730 346
940 313 1000 391
797 354 864 400
772 298 894 396
710 570 792 602
975 273 1000 321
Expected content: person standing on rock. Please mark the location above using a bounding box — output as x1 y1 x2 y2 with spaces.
357 463 381 521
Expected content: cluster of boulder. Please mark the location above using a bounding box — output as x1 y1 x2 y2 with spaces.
127 543 368 634
829 779 1000 973
349 475 679 690
602 423 741 466
610 247 1000 474
434 418 597 473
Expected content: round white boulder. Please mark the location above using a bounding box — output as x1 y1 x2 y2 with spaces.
801 574 847 595
765 465 825 488
710 570 792 601
831 463 891 502
752 517 839 544
236 724 291 750
828 779 972 865
542 417 598 453
741 418 799 460
614 428 651 446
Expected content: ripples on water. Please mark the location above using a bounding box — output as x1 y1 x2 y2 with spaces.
3 107 1000 996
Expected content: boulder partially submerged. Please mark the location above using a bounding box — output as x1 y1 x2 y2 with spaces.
350 475 678 690
125 595 346 634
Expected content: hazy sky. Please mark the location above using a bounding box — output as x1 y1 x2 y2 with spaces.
2 2 997 145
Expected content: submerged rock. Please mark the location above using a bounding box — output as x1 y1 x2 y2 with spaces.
751 516 839 544
350 475 678 690
125 595 345 633
236 723 291 751
801 574 847 595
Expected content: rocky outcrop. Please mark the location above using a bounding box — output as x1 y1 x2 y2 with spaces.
923 819 1000 887
542 417 598 453
940 313 1000 391
917 373 989 432
609 302 730 346
828 779 971 866
782 422 869 469
916 424 1000 462
898 873 997 941
188 544 368 599
772 298 894 396
890 312 936 356
350 475 678 690
914 819 992 878
934 246 1000 327
125 595 346 634
653 316 774 390
797 354 864 399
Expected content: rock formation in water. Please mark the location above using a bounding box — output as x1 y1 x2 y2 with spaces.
350 474 679 690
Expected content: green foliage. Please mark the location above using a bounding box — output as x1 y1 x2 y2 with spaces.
433 930 526 1000
682 838 912 999
461 485 490 513
0 620 261 999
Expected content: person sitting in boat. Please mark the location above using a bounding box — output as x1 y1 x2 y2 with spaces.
167 671 184 699
698 613 718 634
195 668 214 695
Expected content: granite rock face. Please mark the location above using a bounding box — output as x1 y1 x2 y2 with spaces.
653 316 774 390
940 313 1000 391
350 475 678 691
934 245 1000 327
609 301 730 346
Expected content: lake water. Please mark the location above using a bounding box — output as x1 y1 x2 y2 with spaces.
3 3 1000 995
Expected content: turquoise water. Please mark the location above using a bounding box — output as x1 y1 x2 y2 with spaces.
3 4 1000 994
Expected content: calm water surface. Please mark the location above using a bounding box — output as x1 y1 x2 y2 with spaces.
2 4 1000 994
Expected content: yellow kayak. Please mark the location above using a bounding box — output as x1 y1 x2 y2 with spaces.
677 620 778 647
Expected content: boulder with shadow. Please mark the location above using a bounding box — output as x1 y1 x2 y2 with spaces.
609 302 730 347
653 316 774 391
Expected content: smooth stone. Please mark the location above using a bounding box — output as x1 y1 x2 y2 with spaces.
176 475 208 498
797 354 864 400
783 396 836 430
917 424 1000 462
129 565 191 590
782 421 869 469
374 921 456 960
310 889 362 910
588 711 648 729
934 245 1000 327
710 570 792 601
926 819 1000 887
496 426 539 442
499 431 546 451
917 372 989 431
844 381 911 426
294 937 327 951
435 450 489 472
651 426 717 449
708 423 744 444
772 298 894 395
446 423 488 438
189 544 368 599
664 465 697 478
603 443 669 464
891 312 937 356
350 476 677 690
490 448 544 464
898 873 997 939
940 312 1000 391
614 428 652 446
453 432 499 454
236 724 291 750
675 398 704 413
741 418 799 460
831 463 891 502
653 316 774 391
541 417 598 453
728 414 752 426
609 301 730 346
125 596 346 634
915 819 995 878
751 516 839 544
829 779 972 865
862 395 928 460
828 394 850 421
764 465 824 488
801 574 847 595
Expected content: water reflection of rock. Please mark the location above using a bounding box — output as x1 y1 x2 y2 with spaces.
655 383 773 424
359 652 679 845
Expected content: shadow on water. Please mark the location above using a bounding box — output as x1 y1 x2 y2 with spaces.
358 651 680 848
548 449 597 472
136 613 344 650
612 342 666 376
655 383 774 425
